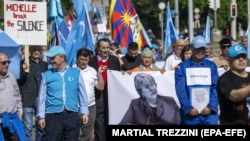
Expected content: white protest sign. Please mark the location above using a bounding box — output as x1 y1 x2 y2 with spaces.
4 0 47 45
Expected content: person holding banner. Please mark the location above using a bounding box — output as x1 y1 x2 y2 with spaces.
131 47 164 73
0 52 26 141
175 35 219 125
120 73 180 125
36 46 89 141
217 44 250 125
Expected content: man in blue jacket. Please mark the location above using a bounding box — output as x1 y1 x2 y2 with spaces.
175 35 219 125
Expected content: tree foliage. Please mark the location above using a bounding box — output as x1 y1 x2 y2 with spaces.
132 0 248 39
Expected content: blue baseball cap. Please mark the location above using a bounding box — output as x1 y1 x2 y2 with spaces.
151 44 159 50
227 44 247 58
46 46 66 57
192 35 207 48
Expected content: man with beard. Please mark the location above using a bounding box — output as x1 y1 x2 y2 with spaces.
121 42 141 74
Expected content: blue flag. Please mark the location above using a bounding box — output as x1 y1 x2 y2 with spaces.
48 0 64 24
92 6 102 25
141 26 152 47
73 0 92 17
203 16 211 44
247 24 250 60
164 2 179 53
66 3 95 66
0 29 20 79
50 21 60 46
58 21 69 49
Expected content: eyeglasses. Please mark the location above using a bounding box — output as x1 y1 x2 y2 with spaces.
0 60 11 65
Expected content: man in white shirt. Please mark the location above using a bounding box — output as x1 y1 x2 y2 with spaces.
163 39 187 70
73 48 105 141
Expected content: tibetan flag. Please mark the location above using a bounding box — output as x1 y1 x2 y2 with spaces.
164 2 178 53
66 3 95 66
109 0 151 49
203 16 211 44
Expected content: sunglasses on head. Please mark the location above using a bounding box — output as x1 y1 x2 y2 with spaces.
0 60 11 65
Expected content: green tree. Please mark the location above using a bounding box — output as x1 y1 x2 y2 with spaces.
132 0 248 39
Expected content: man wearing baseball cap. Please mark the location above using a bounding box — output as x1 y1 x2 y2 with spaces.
217 44 250 125
175 35 219 125
36 46 89 140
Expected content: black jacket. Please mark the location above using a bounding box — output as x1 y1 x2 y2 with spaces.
17 59 48 107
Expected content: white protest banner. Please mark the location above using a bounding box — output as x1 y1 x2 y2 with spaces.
108 70 179 125
4 0 47 45
108 68 250 125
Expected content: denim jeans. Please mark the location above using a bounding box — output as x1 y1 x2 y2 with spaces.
23 106 43 141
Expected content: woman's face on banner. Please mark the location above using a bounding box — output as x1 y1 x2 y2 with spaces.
141 82 157 105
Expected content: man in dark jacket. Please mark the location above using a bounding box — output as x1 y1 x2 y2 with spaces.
121 42 141 72
88 38 120 141
17 46 48 141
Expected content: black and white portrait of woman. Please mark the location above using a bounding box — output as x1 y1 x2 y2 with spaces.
119 73 181 125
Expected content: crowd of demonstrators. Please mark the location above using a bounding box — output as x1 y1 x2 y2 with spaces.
4 29 250 141
36 46 89 141
0 52 26 141
213 38 232 70
217 44 250 125
120 73 180 125
88 38 121 141
162 39 187 71
17 46 47 141
175 35 219 125
73 48 105 141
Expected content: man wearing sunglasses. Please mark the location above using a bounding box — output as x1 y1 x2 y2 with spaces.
0 52 26 141
213 38 232 70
